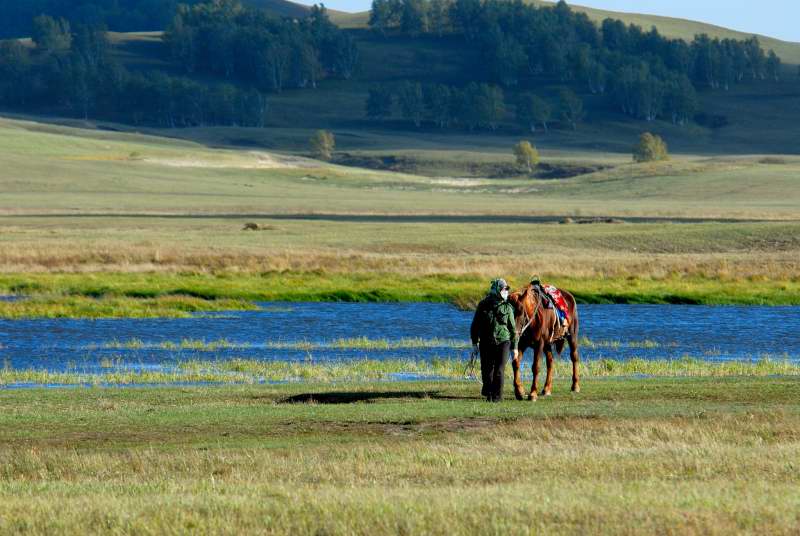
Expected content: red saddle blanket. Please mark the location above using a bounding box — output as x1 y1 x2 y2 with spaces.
543 284 570 323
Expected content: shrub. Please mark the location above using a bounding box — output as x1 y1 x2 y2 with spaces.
513 140 540 172
310 130 335 161
633 132 669 163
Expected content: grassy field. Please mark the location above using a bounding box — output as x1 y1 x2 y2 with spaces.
1 376 799 534
3 116 800 218
0 115 798 313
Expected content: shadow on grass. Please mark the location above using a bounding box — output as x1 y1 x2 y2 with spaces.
279 391 476 404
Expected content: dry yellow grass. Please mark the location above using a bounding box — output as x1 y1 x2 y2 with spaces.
1 215 799 277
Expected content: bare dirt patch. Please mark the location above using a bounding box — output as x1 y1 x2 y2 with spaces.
143 151 315 170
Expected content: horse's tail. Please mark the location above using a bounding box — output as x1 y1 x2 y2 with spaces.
566 290 579 346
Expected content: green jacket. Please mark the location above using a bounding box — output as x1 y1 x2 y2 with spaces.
470 294 518 350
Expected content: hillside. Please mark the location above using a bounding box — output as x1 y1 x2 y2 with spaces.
242 0 311 18
4 0 800 160
1 115 799 219
96 28 800 157
329 0 800 64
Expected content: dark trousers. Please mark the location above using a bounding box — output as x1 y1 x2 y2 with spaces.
480 341 510 401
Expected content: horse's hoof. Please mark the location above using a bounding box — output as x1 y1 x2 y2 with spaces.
572 385 581 393
527 394 537 402
514 392 525 401
541 389 552 397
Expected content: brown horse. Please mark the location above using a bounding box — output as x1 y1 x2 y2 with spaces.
508 282 581 401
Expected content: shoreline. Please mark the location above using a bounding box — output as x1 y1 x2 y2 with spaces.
1 272 799 318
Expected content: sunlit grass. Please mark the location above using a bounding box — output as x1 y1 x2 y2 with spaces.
0 294 260 318
0 376 799 534
99 337 467 351
1 271 799 319
1 356 798 387
580 337 664 349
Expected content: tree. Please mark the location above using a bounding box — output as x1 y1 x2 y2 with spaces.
398 80 425 127
369 0 399 35
310 129 335 160
32 15 72 52
743 36 766 79
487 33 527 87
633 132 669 162
766 50 781 81
516 93 551 133
513 140 539 172
423 83 452 127
558 88 584 130
366 84 394 119
329 34 359 79
0 40 31 105
428 0 451 36
471 83 505 130
449 0 482 41
401 0 428 36
663 74 697 125
586 60 607 94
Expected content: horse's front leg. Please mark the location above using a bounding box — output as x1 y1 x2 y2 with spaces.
529 340 543 401
512 346 526 400
542 345 555 396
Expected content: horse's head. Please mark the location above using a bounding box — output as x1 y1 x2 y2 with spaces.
509 283 539 338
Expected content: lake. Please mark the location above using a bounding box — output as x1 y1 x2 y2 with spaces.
1 303 798 373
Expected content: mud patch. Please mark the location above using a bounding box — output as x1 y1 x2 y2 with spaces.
333 152 613 180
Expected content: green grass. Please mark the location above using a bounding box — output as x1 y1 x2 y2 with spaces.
0 377 799 534
2 356 799 387
0 294 259 318
1 272 799 318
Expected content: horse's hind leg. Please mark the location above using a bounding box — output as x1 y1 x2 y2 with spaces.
568 331 580 393
511 347 526 401
529 340 543 401
542 345 555 396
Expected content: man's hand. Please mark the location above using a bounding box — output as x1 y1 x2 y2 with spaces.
512 349 519 360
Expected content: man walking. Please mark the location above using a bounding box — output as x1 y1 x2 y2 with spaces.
470 278 518 402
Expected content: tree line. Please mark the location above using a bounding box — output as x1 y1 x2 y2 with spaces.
367 81 585 131
163 0 358 92
0 16 267 127
0 0 361 127
0 0 305 39
369 0 781 124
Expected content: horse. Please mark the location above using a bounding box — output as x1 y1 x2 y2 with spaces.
508 282 581 401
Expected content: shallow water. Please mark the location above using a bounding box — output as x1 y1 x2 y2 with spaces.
0 303 798 373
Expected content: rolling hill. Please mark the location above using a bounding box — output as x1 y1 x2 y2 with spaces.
328 0 800 64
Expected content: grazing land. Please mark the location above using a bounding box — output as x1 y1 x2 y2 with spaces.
1 2 799 534
1 377 799 535
1 116 799 315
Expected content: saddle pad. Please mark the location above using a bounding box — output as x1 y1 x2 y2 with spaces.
543 284 570 322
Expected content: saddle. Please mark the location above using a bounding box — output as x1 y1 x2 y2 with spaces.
536 284 570 341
